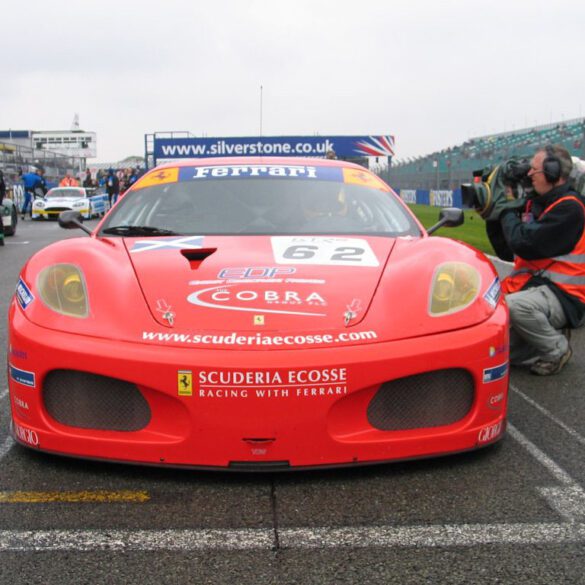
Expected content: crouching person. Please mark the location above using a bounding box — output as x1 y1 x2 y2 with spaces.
487 144 585 375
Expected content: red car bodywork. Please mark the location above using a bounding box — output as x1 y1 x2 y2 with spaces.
8 157 509 470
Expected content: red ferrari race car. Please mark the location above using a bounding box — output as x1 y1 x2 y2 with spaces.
8 157 509 470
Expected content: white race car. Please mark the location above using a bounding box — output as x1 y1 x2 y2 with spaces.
32 187 110 220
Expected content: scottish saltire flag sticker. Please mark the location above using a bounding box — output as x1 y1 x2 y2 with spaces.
131 236 205 253
9 365 36 388
16 278 34 310
483 362 508 383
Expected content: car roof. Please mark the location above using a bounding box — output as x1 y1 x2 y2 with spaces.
48 187 87 191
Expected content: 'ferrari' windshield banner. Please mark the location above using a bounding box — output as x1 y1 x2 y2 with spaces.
153 135 395 162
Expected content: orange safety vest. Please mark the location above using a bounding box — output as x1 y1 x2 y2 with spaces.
502 195 585 303
59 177 79 187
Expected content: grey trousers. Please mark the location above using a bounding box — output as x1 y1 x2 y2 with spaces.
506 285 569 365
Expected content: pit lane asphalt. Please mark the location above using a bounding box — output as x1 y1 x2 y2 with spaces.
1 221 585 584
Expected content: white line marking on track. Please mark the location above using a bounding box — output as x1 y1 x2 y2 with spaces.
508 423 575 485
281 523 585 548
0 390 12 460
512 384 585 447
509 423 585 521
538 487 585 522
0 436 14 461
2 524 585 551
0 529 274 551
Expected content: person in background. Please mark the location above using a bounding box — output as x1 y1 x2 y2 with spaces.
105 168 120 206
127 168 139 189
59 170 79 187
486 144 585 376
20 167 44 219
36 167 47 197
83 169 94 188
0 170 6 200
0 170 5 245
119 169 130 194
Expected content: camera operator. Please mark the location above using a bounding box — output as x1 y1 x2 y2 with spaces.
486 144 585 375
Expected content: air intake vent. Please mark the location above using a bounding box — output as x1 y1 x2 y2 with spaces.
228 461 290 471
43 370 151 431
367 369 474 431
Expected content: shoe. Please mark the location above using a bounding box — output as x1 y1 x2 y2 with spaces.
530 346 573 376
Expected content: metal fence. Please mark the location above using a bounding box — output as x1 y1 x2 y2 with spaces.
0 141 85 197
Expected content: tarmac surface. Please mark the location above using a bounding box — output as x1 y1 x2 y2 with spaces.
1 220 585 584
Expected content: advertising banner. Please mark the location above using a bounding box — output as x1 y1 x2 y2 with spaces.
153 135 395 163
398 189 462 207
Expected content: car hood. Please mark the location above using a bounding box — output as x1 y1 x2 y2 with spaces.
125 235 394 331
18 233 501 350
42 197 85 205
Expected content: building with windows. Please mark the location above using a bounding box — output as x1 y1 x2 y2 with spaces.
0 127 96 188
32 130 97 159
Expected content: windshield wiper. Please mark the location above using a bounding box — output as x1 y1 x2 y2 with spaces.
101 225 179 236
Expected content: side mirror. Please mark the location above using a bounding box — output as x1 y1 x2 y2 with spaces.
59 210 92 235
427 207 464 235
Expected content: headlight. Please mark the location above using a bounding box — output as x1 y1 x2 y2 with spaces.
429 262 480 316
37 264 89 318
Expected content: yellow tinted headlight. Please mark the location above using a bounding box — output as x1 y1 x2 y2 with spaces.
430 262 480 316
37 264 88 318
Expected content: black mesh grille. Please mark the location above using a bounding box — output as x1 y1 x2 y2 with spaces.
43 370 151 431
367 369 474 431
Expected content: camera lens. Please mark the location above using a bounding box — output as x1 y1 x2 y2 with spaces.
461 183 486 209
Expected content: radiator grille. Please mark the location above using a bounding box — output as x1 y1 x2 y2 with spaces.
367 369 474 431
43 370 151 431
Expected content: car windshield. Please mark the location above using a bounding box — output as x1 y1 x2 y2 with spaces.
47 188 85 199
99 165 421 237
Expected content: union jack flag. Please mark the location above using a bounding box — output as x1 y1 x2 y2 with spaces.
353 136 395 157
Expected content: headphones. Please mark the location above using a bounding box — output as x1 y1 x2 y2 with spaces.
542 145 562 184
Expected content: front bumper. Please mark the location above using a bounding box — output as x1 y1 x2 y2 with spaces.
32 207 90 220
8 306 509 469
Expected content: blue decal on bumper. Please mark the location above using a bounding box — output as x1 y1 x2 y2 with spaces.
483 362 508 383
9 365 36 388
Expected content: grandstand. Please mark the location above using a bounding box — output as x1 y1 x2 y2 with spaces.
382 117 585 191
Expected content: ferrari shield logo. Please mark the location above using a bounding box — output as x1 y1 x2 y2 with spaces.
254 315 265 325
178 370 193 396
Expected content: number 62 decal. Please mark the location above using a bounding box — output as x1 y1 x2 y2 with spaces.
271 237 379 267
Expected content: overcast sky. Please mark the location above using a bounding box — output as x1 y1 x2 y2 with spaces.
2 0 584 163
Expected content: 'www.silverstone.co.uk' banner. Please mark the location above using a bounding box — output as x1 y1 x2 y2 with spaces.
153 135 395 162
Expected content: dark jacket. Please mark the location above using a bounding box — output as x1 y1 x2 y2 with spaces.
487 183 585 326
105 172 120 195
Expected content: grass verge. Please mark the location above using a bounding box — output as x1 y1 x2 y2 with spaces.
408 204 495 256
